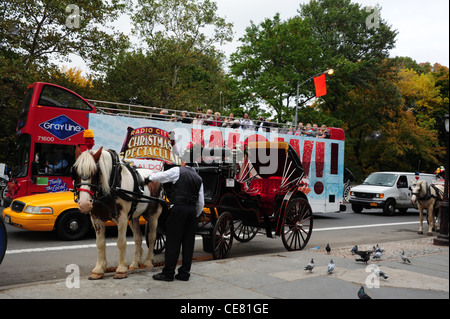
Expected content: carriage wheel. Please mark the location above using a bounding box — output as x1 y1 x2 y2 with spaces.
212 212 234 260
145 223 166 254
233 220 258 243
281 197 313 251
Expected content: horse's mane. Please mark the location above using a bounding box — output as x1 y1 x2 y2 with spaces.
74 149 112 195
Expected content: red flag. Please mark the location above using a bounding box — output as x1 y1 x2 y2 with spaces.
314 74 327 97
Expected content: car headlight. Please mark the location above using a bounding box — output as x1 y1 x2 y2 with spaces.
24 206 53 214
375 193 384 199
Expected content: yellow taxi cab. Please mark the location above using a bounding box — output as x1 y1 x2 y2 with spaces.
2 191 145 241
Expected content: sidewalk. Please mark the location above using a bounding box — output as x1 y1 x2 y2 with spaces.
0 238 448 300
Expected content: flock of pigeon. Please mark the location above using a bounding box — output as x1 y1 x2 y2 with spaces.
350 244 411 264
303 243 413 299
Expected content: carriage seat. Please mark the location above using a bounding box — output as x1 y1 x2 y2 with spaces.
246 176 285 210
249 176 284 195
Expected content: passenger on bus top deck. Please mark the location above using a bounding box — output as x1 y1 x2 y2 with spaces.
295 122 304 136
303 123 314 137
193 108 204 125
317 125 330 139
179 111 193 124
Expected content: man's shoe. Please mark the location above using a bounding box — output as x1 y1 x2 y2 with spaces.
152 273 174 282
175 273 190 281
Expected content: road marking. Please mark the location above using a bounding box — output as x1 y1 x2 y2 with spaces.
314 221 420 232
6 237 204 255
5 221 420 255
5 242 131 255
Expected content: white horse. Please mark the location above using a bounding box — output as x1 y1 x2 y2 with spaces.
73 146 163 279
410 179 444 236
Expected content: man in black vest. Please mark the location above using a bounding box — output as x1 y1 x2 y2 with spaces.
148 160 204 282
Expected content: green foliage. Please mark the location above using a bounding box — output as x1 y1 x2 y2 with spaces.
229 14 322 122
0 0 130 71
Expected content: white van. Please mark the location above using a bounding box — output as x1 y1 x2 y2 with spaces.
349 172 437 215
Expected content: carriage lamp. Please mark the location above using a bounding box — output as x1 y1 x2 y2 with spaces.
434 114 449 246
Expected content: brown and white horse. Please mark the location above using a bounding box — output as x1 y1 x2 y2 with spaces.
410 179 444 236
73 146 163 279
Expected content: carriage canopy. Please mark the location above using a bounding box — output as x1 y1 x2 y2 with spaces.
239 141 304 192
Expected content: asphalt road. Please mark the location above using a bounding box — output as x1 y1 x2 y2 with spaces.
0 204 428 288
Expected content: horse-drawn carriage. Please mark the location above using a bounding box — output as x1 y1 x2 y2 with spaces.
72 140 314 279
150 141 314 259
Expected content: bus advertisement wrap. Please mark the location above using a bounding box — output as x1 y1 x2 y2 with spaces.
88 113 344 213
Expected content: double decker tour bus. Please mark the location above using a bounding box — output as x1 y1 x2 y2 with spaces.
2 82 96 207
3 82 346 217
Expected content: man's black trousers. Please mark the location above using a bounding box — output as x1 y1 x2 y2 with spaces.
162 204 197 278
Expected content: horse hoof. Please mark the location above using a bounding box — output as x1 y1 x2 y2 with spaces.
427 232 433 236
418 231 423 235
113 272 128 279
88 273 104 280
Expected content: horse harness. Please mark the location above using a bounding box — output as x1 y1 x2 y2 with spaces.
73 149 169 219
410 181 444 202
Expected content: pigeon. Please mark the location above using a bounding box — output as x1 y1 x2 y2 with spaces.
327 259 335 274
355 251 372 263
351 245 358 255
304 259 315 272
374 267 388 279
401 250 411 264
358 286 372 299
374 244 385 253
356 254 371 263
373 251 383 260
326 243 331 254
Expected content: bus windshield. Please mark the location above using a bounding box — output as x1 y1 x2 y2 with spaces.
362 173 397 187
38 85 92 110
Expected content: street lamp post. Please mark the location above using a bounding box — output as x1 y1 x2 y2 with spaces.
294 69 334 128
434 114 449 246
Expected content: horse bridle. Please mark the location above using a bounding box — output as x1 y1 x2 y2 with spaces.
409 181 432 201
72 163 101 203
72 149 122 203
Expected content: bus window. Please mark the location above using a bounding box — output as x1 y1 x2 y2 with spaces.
12 134 31 178
18 88 34 130
38 85 92 111
33 144 75 176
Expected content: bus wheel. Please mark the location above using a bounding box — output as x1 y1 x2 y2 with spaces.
56 210 90 241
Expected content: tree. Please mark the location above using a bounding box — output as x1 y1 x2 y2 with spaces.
230 14 321 122
124 0 233 109
0 0 130 71
229 0 398 124
298 0 397 115
103 46 230 111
